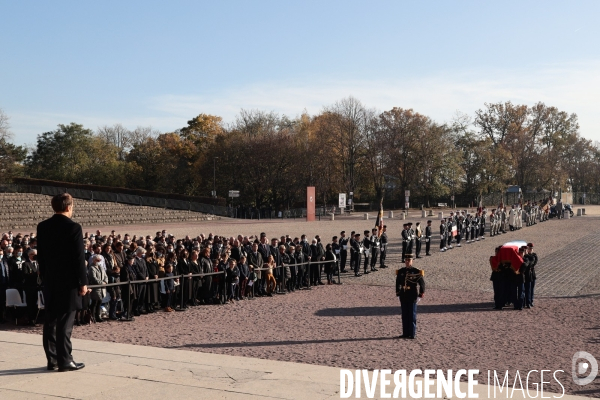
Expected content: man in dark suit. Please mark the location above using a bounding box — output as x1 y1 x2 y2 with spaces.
37 193 87 372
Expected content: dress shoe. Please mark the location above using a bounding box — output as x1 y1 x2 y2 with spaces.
407 336 415 339
58 361 85 372
94 317 104 323
47 362 58 371
363 270 370 274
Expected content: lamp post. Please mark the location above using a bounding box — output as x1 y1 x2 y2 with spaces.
213 157 218 198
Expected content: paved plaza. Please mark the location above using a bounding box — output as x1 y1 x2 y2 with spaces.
2 207 600 398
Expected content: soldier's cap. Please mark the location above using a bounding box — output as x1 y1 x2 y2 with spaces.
332 236 338 240
404 254 414 260
260 232 267 237
427 220 432 223
355 233 361 237
407 222 413 226
340 231 345 234
527 243 534 248
364 230 370 234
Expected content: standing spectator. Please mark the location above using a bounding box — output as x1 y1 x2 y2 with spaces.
37 193 87 371
103 243 120 320
0 248 9 323
133 248 148 316
87 255 108 323
238 255 249 299
225 258 240 303
21 249 40 325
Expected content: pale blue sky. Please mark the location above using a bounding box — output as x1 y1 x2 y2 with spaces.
1 1 599 146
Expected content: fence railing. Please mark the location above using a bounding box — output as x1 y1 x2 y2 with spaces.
85 259 341 314
0 184 233 217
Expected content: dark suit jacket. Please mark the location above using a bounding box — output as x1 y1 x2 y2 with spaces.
37 214 87 313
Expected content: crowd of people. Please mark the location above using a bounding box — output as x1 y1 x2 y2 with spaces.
0 225 393 325
0 199 557 325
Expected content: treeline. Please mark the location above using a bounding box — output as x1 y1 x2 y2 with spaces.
0 98 598 208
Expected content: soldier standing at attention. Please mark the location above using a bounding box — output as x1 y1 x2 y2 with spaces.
401 223 409 262
414 222 423 258
406 223 415 257
524 243 538 308
339 231 348 273
439 218 447 252
369 228 379 272
362 230 371 275
379 226 388 268
425 221 432 256
395 254 425 339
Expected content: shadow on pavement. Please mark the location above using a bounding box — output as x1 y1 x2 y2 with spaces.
314 302 495 317
169 336 396 349
0 366 50 376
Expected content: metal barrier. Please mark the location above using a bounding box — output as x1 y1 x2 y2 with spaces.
85 260 342 317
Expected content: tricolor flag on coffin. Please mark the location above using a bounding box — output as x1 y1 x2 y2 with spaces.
489 240 526 272
375 199 384 237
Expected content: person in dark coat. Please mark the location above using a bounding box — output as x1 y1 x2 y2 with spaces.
177 249 193 308
22 248 40 325
200 247 213 304
120 254 137 321
144 251 159 312
37 193 87 371
133 248 148 315
103 243 121 320
324 244 337 285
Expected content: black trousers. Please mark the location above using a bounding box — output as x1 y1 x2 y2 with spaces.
380 246 386 267
340 251 347 271
425 237 431 254
43 309 76 366
370 249 379 268
415 240 422 257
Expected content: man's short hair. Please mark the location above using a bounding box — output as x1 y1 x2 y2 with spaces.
51 193 73 213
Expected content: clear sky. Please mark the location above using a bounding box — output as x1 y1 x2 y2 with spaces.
1 1 599 146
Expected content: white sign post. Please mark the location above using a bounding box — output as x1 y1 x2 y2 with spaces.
228 190 240 198
339 193 346 209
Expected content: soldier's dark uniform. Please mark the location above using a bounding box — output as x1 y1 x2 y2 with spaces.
406 223 415 257
350 234 361 277
369 229 379 271
339 232 349 273
439 219 447 251
523 243 538 307
362 230 371 274
401 224 409 262
395 257 425 339
425 222 432 256
379 228 388 268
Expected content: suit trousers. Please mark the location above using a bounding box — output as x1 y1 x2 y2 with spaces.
379 247 386 267
425 238 431 254
43 308 76 366
340 251 347 271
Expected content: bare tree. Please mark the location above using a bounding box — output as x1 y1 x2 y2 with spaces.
0 107 11 141
97 123 131 160
130 126 160 147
